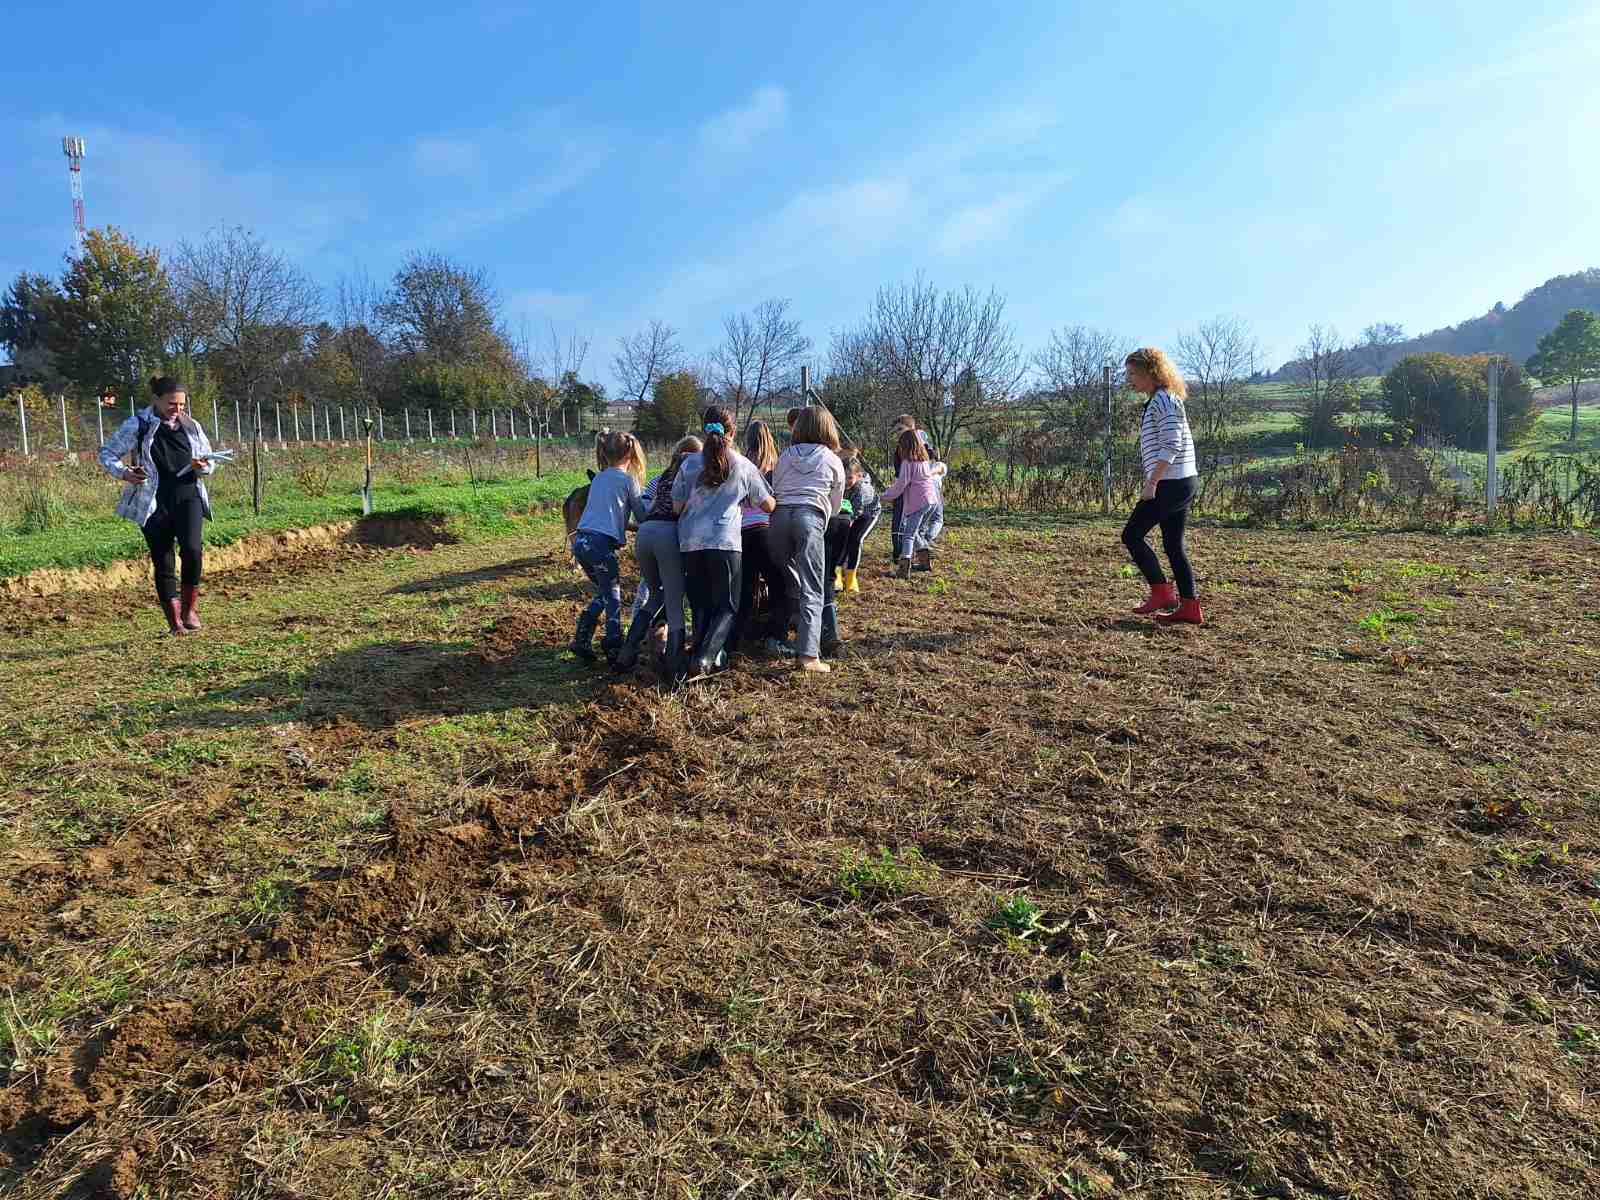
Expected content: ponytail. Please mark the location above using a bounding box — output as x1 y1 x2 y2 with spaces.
697 405 735 489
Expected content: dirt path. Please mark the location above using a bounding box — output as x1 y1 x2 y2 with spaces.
1 518 1597 1198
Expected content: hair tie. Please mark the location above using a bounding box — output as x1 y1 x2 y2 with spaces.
704 422 724 434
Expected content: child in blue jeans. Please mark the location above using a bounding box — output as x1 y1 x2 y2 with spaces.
570 432 648 663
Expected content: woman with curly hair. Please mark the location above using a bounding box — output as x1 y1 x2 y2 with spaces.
1122 347 1203 625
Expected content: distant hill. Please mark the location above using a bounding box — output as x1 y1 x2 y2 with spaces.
1271 268 1600 379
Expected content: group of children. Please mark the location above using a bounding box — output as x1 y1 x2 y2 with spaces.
568 405 946 686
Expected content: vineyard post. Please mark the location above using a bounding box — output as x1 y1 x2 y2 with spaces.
251 402 263 515
1102 363 1113 515
60 393 70 452
17 393 28 457
1486 356 1500 516
362 414 374 515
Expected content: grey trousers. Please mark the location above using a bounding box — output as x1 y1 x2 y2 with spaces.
634 520 689 636
770 503 827 659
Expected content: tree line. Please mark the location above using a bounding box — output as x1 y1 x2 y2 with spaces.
4 226 1595 465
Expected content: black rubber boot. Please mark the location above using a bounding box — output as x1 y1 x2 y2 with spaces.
569 610 600 662
820 603 841 658
663 629 689 690
612 606 658 672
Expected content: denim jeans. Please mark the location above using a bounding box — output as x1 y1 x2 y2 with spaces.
571 529 624 648
913 502 943 552
897 505 934 559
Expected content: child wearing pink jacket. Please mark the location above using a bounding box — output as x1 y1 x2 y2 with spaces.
881 428 948 580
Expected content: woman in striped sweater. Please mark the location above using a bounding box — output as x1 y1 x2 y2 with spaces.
1121 347 1203 625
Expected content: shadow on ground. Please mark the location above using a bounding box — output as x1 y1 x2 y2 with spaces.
174 634 596 731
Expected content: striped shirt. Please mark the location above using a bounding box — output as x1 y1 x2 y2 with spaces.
1139 390 1198 480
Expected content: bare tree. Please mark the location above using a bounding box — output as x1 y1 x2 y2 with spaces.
1174 315 1260 467
1030 324 1135 468
172 227 321 414
334 266 390 410
713 298 811 430
1294 324 1358 448
1357 321 1407 379
172 227 321 512
518 320 590 476
818 325 890 443
861 277 1026 453
613 320 683 409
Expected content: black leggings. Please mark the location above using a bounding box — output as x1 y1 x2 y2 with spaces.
736 525 787 645
1122 477 1198 599
143 498 205 603
841 511 880 571
683 549 742 666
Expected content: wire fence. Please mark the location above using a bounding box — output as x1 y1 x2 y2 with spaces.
0 395 633 459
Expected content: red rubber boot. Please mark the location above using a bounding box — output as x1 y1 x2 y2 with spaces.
1155 598 1204 626
180 585 202 632
1133 582 1178 615
162 598 190 636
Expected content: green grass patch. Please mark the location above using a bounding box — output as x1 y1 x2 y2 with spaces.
0 471 585 579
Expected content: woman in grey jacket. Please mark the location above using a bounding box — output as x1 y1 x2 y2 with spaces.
97 376 218 635
770 407 846 673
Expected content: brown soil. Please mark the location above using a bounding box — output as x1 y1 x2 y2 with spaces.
1 519 1597 1198
0 514 454 601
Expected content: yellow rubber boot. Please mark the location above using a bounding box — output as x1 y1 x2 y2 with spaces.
834 567 844 592
844 569 860 594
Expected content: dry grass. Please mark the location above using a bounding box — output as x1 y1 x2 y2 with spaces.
1 515 1598 1199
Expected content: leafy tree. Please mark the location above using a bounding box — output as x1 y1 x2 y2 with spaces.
634 369 702 441
1381 353 1536 447
46 228 175 406
1525 308 1600 442
377 252 501 363
0 272 66 390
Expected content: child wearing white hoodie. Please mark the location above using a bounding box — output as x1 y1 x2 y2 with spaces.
769 406 846 674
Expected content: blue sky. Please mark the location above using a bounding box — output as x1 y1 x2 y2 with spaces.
3 0 1598 385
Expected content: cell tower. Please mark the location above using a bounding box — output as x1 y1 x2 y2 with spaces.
61 136 87 251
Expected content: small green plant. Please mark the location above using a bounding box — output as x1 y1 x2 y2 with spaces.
1560 1025 1599 1058
239 877 296 925
323 1010 420 1082
838 846 930 901
1014 989 1049 1021
986 893 1044 938
1355 606 1420 642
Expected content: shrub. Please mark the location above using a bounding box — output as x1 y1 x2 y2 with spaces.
18 476 67 534
1381 353 1537 448
289 452 334 498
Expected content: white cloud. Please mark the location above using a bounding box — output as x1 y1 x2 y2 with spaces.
411 136 482 177
934 177 1063 256
699 86 789 154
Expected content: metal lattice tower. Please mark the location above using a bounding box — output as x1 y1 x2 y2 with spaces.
62 136 87 250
